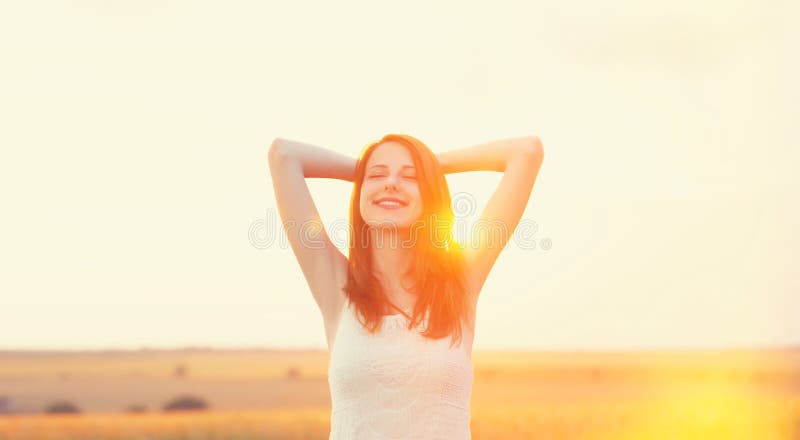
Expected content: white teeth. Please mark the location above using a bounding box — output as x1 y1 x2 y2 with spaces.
378 201 401 207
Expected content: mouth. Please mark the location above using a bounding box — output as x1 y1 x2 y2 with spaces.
373 197 408 209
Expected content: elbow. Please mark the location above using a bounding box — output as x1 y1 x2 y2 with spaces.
268 137 289 165
519 136 544 161
269 138 303 176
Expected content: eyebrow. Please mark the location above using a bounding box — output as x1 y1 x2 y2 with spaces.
368 164 415 170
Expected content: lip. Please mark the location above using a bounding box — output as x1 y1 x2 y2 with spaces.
373 197 408 209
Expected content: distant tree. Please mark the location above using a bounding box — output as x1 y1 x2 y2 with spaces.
126 404 148 413
163 395 208 412
173 363 188 379
44 400 81 414
0 396 10 414
286 366 302 380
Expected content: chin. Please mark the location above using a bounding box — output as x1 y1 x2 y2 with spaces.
366 215 414 230
367 218 408 228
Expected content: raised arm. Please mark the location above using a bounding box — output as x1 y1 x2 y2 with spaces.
437 135 544 302
268 137 355 323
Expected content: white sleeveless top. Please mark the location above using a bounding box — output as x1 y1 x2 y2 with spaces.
327 299 474 439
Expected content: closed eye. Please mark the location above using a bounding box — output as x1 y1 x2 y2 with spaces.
367 173 415 180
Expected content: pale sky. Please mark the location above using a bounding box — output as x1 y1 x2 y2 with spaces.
1 1 797 351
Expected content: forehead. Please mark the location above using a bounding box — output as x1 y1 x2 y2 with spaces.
366 141 414 168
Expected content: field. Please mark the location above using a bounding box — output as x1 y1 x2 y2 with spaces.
1 348 799 439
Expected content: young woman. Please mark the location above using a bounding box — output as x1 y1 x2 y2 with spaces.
268 133 544 439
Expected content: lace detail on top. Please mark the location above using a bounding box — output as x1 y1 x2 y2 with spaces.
327 300 474 440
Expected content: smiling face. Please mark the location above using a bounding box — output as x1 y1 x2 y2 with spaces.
359 141 424 232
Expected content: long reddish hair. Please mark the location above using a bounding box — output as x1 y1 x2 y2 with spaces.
342 133 474 349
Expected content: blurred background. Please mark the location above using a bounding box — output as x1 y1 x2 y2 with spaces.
1 0 797 438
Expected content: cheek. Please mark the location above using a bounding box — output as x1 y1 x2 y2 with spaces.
359 195 371 214
360 184 376 206
360 189 382 216
409 186 421 205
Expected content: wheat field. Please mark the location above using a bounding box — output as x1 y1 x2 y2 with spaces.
1 348 798 439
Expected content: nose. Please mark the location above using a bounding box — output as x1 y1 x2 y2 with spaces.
384 174 399 191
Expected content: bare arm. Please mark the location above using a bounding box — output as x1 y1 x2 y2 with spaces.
436 135 545 302
437 135 542 174
271 137 356 181
268 137 355 322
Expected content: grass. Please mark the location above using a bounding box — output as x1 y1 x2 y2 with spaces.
2 395 798 440
1 348 798 439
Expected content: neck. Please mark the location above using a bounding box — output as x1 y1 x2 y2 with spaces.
369 227 416 311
